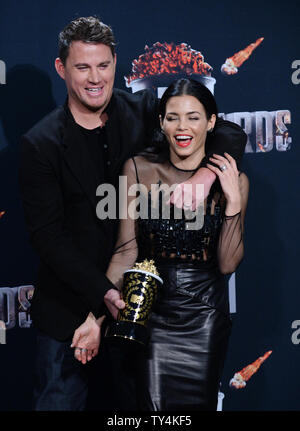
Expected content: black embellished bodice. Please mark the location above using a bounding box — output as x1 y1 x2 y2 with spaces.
108 156 245 288
137 181 225 266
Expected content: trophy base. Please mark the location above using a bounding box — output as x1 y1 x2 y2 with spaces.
105 321 149 346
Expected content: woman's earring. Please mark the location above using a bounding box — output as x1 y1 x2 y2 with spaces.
207 128 214 133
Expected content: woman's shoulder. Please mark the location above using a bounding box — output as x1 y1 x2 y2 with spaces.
131 155 159 173
122 155 160 181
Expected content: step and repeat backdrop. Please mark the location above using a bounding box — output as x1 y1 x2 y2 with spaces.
0 0 299 411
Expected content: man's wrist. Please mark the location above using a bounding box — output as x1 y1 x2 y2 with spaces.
193 166 216 185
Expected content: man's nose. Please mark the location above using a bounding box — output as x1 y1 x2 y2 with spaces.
88 68 101 84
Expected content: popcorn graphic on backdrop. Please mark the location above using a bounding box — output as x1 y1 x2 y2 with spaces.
125 38 264 98
221 37 264 75
230 350 272 389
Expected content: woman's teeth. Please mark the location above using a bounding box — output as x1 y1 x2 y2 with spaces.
175 135 193 147
176 135 192 140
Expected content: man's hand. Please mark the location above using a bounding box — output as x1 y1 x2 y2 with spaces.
104 288 126 320
71 312 104 364
168 167 216 211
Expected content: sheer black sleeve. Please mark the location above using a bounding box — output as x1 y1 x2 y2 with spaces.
217 173 249 274
105 159 139 289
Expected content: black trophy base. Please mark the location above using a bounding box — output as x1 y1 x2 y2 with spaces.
105 320 149 345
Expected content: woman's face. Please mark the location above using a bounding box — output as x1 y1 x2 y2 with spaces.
160 95 216 166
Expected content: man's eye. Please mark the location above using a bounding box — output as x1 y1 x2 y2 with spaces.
189 117 199 121
77 66 88 70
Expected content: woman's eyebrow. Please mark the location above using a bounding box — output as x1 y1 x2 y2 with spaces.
166 111 201 115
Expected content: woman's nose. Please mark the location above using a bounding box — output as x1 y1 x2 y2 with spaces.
177 119 188 130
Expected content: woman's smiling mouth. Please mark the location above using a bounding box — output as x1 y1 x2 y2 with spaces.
174 134 193 147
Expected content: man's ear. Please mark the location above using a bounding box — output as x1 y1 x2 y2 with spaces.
55 58 65 80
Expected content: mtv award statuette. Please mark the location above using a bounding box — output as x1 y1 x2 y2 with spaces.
105 259 163 345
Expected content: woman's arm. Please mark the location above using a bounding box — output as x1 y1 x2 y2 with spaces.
206 153 249 274
105 158 139 289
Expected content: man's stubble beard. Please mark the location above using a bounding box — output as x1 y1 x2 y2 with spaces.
69 87 111 114
80 97 109 113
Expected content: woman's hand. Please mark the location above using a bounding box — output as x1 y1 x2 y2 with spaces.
71 312 105 364
104 288 126 320
206 152 241 216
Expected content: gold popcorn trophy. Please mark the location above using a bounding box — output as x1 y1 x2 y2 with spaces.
105 259 163 345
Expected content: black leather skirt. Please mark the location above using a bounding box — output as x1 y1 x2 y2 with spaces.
140 262 232 411
105 262 232 411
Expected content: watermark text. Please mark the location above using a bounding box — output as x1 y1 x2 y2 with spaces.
0 60 6 84
96 178 204 230
291 60 300 85
291 320 300 345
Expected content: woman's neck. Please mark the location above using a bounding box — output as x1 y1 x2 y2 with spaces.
169 148 205 171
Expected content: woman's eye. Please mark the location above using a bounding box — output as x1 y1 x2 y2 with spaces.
166 117 177 121
189 117 199 121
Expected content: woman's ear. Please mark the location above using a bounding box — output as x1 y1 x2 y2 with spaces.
207 114 217 132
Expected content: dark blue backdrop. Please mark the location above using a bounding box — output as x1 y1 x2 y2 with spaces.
0 0 299 411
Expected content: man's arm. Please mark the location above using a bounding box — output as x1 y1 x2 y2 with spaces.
202 117 247 170
19 136 117 318
170 118 247 208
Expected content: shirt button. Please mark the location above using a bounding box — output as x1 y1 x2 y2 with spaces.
104 144 108 149
107 160 111 166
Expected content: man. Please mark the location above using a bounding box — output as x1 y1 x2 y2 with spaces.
19 16 246 411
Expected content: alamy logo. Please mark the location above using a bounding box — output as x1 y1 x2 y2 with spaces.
0 321 6 344
0 60 6 85
96 178 205 230
291 320 300 345
291 60 300 85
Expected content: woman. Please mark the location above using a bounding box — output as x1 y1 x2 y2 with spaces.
73 78 249 410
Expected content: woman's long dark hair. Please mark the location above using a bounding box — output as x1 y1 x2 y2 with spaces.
140 78 218 163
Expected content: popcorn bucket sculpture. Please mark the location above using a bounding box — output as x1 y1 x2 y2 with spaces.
125 42 216 96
